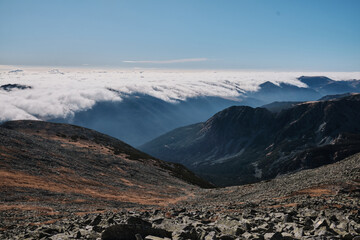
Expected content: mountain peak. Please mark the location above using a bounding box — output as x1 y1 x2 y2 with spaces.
298 76 334 88
203 106 273 137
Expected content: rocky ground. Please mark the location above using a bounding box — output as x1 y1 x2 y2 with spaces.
2 193 359 240
1 150 359 239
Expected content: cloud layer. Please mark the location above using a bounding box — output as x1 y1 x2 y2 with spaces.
1 68 359 121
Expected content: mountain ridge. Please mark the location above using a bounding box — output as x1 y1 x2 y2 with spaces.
140 93 360 186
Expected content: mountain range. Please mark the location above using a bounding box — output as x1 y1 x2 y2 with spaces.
140 93 360 186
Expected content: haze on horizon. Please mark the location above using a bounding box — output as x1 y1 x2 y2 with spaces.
0 0 359 71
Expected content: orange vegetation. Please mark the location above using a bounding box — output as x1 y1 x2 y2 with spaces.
0 170 189 206
265 203 298 209
291 186 336 197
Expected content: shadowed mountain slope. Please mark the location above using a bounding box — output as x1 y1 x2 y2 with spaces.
261 101 302 113
140 94 360 186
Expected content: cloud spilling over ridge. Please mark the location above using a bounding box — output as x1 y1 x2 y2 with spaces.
0 68 359 121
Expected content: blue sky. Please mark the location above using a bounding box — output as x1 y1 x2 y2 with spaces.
0 0 359 70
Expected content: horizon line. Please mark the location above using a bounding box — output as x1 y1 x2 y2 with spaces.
1 64 360 73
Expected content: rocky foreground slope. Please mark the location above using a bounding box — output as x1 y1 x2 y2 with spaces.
1 150 359 239
140 94 360 186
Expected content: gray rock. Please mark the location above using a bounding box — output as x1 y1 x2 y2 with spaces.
204 231 217 240
218 234 235 240
127 217 152 228
265 232 284 240
314 218 329 230
172 225 198 240
283 214 293 223
101 224 171 240
91 215 102 226
293 226 303 238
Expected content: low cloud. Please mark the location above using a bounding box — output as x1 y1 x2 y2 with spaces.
123 58 208 64
0 69 359 122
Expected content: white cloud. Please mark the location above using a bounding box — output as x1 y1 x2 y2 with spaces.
0 69 359 121
123 58 208 64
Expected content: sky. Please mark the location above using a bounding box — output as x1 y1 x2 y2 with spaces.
0 0 359 71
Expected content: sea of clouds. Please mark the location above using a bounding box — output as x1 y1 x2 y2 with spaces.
1 67 359 121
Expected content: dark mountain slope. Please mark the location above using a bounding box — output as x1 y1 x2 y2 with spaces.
259 92 358 113
261 101 302 113
318 92 357 101
0 120 212 222
140 94 360 186
0 84 32 91
298 76 360 95
247 81 321 103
